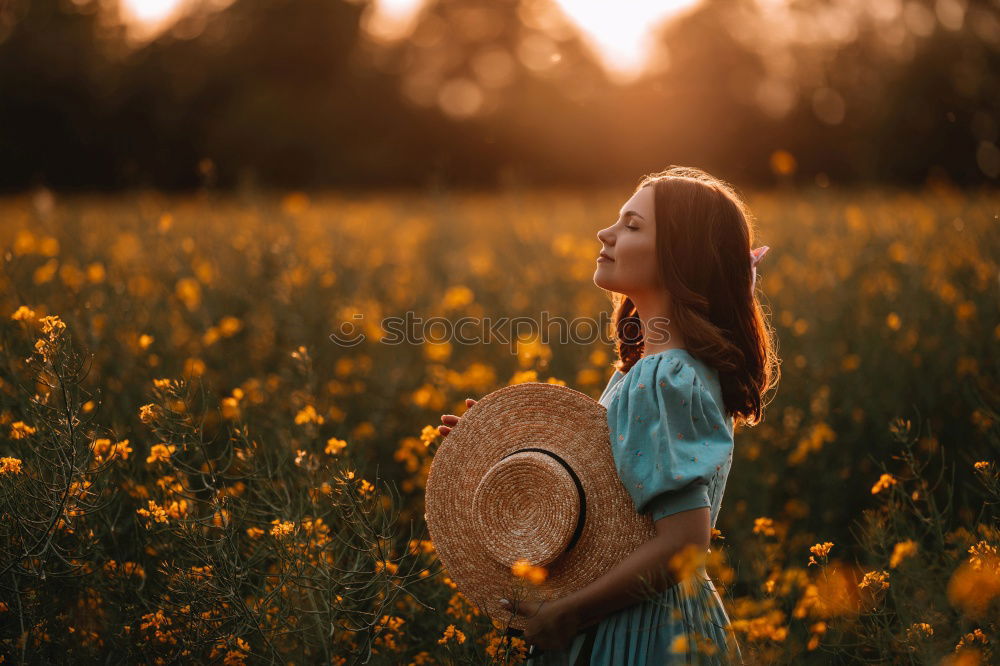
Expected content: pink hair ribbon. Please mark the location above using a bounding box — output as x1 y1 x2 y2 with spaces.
750 245 770 294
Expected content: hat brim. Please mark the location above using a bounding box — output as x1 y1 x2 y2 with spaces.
425 382 655 631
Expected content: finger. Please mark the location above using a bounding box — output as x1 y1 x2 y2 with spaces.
441 414 459 425
500 598 522 616
438 425 451 436
466 398 477 406
510 600 539 617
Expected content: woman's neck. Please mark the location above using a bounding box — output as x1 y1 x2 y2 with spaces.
630 289 685 354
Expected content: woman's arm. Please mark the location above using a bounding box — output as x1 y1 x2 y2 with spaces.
561 505 711 630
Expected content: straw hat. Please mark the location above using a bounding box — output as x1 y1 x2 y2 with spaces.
425 382 656 631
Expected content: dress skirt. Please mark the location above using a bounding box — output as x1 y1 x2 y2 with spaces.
525 566 743 666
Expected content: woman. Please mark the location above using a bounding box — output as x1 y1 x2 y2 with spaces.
439 166 779 664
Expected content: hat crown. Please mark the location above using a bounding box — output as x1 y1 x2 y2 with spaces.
472 449 582 568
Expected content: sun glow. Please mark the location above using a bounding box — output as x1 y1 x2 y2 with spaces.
550 0 701 80
122 0 704 79
120 0 183 24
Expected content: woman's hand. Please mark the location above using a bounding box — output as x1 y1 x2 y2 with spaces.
438 398 477 437
499 597 580 652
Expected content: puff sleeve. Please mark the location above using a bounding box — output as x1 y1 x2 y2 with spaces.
607 353 733 522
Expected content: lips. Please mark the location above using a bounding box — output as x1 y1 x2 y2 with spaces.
598 251 614 261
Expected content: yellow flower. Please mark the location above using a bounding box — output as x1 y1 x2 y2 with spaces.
175 277 201 311
138 404 158 424
858 570 890 593
668 543 707 587
146 443 176 465
91 437 128 462
889 540 918 568
753 517 776 537
485 634 526 660
956 628 989 651
218 316 242 337
39 315 66 336
420 425 439 447
11 305 36 322
375 560 399 575
906 622 934 640
949 551 1000 618
670 634 689 654
294 404 324 425
115 439 133 460
0 457 24 475
136 500 181 525
184 357 205 377
221 397 240 420
325 438 347 455
270 520 295 539
968 540 999 571
808 541 834 566
437 624 466 645
442 285 474 310
871 473 897 494
810 542 834 558
423 341 452 362
511 559 548 585
246 527 264 539
9 422 36 440
510 369 538 384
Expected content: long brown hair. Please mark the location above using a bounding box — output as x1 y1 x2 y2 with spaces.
608 166 779 428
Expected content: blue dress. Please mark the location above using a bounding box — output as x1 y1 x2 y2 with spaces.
527 349 743 665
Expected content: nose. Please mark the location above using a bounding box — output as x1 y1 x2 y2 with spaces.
597 225 614 246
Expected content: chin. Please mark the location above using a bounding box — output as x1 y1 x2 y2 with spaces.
593 271 615 291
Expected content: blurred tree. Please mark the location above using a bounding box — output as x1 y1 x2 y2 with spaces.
0 0 996 189
874 0 1000 184
0 0 125 189
372 0 616 185
117 0 423 188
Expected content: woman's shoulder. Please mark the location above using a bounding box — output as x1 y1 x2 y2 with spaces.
611 350 727 422
619 349 716 391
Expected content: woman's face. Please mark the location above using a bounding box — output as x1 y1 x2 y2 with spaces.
594 184 660 295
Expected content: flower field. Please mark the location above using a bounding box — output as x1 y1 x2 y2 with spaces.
0 185 997 664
